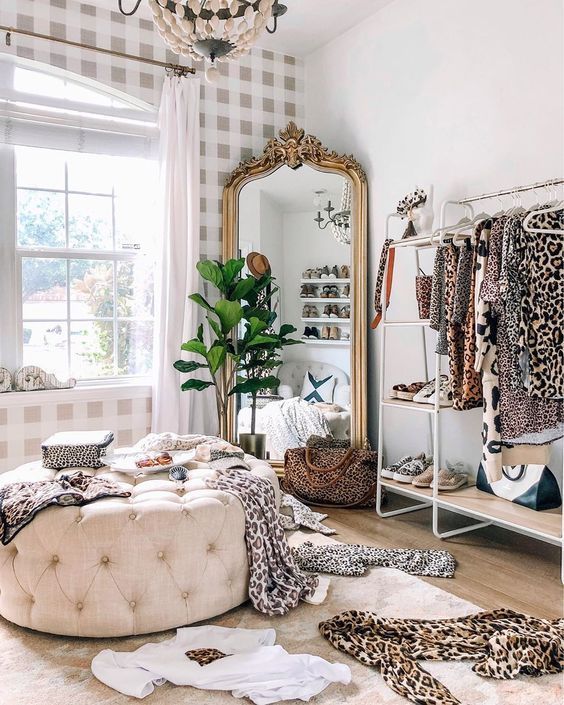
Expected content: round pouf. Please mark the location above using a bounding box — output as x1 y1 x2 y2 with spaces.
0 457 278 637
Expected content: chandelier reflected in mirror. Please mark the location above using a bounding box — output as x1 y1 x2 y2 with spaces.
119 1 287 83
313 180 352 245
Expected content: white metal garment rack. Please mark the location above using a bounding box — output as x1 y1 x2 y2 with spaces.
375 179 564 583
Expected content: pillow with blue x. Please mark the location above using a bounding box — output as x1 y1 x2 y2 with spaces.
300 371 336 404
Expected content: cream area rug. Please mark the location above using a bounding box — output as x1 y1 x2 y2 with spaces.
1 532 561 705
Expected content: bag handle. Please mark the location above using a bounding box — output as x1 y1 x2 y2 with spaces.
501 465 527 482
305 447 355 473
371 244 395 329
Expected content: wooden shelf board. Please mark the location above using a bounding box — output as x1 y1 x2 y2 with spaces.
300 297 350 304
436 486 562 540
300 278 350 284
301 339 350 346
381 398 452 412
301 318 350 324
381 479 562 540
384 319 431 327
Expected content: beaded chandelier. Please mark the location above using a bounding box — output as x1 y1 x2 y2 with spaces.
119 1 287 83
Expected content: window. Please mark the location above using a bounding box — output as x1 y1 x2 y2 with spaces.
0 57 159 384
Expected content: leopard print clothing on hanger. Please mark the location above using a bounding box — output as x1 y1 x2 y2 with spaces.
447 225 483 411
480 219 563 447
319 609 564 705
517 208 564 399
429 246 448 355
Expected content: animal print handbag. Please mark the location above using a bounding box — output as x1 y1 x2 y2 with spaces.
41 430 114 470
283 447 380 508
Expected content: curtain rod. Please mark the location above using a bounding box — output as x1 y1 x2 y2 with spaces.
1 25 196 77
458 178 564 204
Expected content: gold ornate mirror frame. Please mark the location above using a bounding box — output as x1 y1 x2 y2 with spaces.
222 122 368 465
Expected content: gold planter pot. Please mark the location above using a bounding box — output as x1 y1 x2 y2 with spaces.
238 433 267 460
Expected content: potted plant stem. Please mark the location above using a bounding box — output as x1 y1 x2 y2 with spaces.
174 257 301 456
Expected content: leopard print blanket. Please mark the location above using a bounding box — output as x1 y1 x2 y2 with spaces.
208 468 319 616
0 472 131 545
320 609 564 705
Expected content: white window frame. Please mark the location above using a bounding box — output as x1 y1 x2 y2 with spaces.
0 56 159 388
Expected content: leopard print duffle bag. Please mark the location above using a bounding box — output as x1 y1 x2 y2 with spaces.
41 430 114 470
283 447 381 508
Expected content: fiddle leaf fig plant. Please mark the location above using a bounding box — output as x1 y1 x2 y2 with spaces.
174 258 301 438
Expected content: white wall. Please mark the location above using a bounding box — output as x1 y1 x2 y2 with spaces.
305 0 564 474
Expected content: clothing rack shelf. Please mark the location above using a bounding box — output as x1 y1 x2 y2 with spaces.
301 318 351 324
300 297 350 304
300 278 350 284
376 178 564 583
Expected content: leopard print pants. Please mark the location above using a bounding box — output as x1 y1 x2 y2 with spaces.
320 609 564 705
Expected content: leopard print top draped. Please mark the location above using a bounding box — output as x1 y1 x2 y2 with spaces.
320 608 564 705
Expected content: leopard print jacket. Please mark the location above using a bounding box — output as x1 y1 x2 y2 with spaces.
319 608 564 705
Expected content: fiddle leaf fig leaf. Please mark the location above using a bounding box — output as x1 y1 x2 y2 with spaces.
215 299 244 334
207 316 222 340
232 275 256 301
181 379 215 392
246 316 268 340
229 375 279 396
207 345 226 375
180 338 207 357
196 260 224 291
279 323 297 337
189 293 214 313
222 258 245 287
196 323 204 343
173 360 207 373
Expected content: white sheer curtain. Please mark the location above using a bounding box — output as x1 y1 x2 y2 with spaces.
152 76 213 434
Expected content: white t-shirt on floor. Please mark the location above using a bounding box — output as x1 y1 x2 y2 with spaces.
91 625 351 703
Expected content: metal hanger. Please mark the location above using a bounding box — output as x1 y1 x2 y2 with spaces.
522 181 564 234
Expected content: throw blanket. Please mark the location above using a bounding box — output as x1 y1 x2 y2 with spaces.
207 467 323 615
279 494 337 536
0 472 131 545
293 541 456 578
320 609 564 705
133 433 221 452
259 398 330 456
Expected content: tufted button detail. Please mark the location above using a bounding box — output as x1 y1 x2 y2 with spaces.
77 602 83 610
227 579 232 587
52 555 59 563
207 544 213 551
182 510 189 516
182 592 188 599
101 556 109 564
75 516 82 523
129 513 136 520
30 596 35 603
129 601 136 608
157 551 164 559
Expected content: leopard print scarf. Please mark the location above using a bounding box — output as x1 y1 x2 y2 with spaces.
208 469 319 616
320 609 564 705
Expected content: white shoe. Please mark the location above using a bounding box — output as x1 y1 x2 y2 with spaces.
381 454 412 479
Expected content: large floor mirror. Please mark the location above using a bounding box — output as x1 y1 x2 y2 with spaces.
223 123 367 465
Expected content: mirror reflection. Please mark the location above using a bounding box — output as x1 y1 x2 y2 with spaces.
237 166 352 460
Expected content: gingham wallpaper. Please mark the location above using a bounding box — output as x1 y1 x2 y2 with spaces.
0 0 304 472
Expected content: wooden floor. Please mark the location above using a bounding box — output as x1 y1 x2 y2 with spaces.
322 498 563 620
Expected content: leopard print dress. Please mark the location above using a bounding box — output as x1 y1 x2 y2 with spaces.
319 609 564 705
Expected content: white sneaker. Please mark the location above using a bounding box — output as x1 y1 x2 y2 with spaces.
381 454 412 479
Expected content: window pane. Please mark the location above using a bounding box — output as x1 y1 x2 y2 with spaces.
15 147 66 190
70 320 114 378
114 158 158 252
67 152 114 194
117 260 154 318
22 257 67 320
68 194 113 249
70 260 114 319
17 190 65 247
118 321 153 376
22 321 69 379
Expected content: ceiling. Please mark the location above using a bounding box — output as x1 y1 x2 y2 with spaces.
115 0 392 57
242 165 344 212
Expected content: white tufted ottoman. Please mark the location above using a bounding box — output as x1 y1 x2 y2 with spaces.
0 457 278 637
